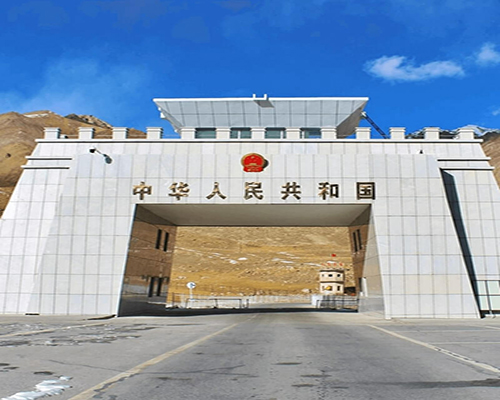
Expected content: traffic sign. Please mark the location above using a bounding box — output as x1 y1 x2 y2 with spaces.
186 282 196 289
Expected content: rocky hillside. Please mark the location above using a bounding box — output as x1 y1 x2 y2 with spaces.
482 133 500 184
0 111 145 213
170 226 352 296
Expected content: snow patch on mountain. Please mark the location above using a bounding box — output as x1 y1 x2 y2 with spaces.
408 125 500 139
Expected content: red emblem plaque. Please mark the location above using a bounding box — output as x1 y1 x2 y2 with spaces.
241 153 267 172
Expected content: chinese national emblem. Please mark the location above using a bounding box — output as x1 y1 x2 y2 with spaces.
241 153 267 172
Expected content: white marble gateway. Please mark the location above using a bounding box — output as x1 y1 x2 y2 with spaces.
0 96 499 318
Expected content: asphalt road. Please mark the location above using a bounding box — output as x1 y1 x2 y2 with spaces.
1 311 500 399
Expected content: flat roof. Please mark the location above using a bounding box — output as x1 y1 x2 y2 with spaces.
153 96 369 138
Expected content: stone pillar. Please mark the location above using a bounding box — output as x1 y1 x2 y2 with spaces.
146 127 163 139
216 127 231 139
457 127 475 140
286 127 300 140
355 127 371 140
321 127 337 139
424 127 440 140
44 127 61 139
78 127 95 139
180 128 195 139
251 127 265 140
389 127 405 140
113 127 129 139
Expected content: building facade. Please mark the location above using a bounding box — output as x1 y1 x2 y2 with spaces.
319 269 345 295
0 96 499 318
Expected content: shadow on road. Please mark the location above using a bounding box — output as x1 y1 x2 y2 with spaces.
119 303 358 317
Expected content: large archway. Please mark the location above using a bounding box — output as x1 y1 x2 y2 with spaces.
117 204 375 315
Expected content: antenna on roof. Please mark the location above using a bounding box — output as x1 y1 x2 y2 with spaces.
361 111 388 139
252 94 268 101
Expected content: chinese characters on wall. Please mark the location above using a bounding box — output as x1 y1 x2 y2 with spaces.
133 181 375 201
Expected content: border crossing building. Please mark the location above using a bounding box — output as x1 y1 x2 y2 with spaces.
0 96 499 318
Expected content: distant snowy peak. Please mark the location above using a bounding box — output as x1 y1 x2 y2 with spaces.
451 125 500 137
408 125 500 139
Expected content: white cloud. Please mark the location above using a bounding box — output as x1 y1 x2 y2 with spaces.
475 42 500 66
492 108 500 116
365 55 465 82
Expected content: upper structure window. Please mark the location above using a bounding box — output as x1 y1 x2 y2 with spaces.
265 128 286 139
155 229 162 249
230 128 252 139
195 128 216 139
301 128 321 139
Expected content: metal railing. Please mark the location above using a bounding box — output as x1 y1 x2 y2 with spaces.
315 295 359 310
185 297 248 309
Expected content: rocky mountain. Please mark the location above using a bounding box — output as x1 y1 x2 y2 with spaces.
0 110 145 189
0 111 147 218
65 113 113 129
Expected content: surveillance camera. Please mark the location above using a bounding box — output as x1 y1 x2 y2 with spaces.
89 147 96 153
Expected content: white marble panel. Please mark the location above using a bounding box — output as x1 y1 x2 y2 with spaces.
40 274 56 294
418 275 434 295
40 294 55 314
446 255 464 274
432 294 450 316
405 294 420 315
389 295 406 316
68 295 83 314
386 198 402 216
70 255 85 274
390 275 405 295
431 236 446 255
385 156 400 178
101 197 117 216
83 274 99 295
116 199 133 217
114 236 130 255
389 255 404 274
446 275 463 294
432 275 449 295
82 295 97 314
96 294 113 314
462 295 479 316
419 295 434 316
355 156 370 178
387 180 402 198
485 256 500 275
23 238 39 256
418 255 433 275
448 294 464 315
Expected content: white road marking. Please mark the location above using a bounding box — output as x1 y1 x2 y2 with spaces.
0 323 106 339
369 325 500 374
68 319 249 400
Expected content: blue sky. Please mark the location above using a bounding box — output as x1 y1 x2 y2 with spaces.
1 0 500 137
